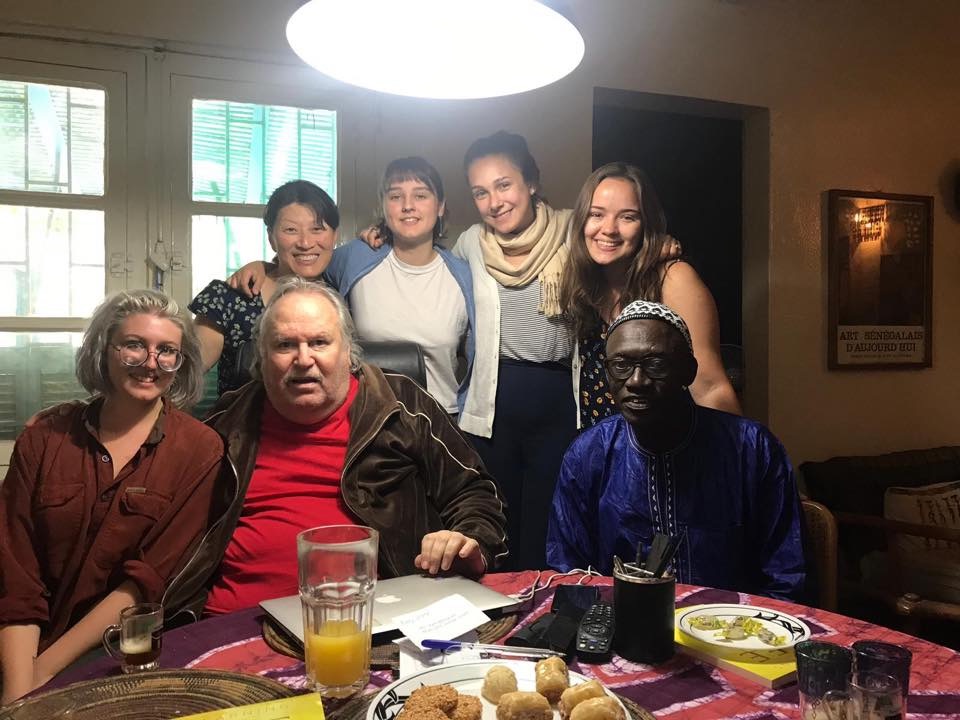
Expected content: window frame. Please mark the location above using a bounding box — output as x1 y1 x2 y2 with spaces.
0 38 147 463
0 41 371 463
160 54 364 307
0 52 144 330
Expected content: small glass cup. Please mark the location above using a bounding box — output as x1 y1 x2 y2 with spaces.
298 525 378 698
848 671 904 720
852 640 912 700
795 640 853 720
101 602 163 673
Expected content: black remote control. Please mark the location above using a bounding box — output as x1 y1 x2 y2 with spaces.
575 602 615 663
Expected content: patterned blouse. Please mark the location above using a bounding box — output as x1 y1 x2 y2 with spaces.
188 280 266 396
578 321 618 429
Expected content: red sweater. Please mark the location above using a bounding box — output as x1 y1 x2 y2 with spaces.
205 376 359 615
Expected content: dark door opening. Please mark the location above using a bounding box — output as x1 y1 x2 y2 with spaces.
593 99 743 346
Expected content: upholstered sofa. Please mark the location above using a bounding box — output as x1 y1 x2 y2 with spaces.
800 447 960 631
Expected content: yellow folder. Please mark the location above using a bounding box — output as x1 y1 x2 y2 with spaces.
177 692 326 719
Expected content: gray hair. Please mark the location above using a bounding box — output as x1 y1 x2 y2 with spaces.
252 277 362 376
76 289 205 408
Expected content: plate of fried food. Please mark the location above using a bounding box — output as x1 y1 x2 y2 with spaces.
367 658 629 720
677 604 811 651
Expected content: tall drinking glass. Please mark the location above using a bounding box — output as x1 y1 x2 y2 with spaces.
297 525 378 698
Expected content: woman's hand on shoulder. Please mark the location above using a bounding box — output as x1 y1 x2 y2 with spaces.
226 261 272 298
662 234 683 260
358 224 385 249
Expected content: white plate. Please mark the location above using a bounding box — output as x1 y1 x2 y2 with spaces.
367 659 626 720
677 603 811 651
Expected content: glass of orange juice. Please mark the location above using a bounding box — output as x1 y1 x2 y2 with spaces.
297 525 378 698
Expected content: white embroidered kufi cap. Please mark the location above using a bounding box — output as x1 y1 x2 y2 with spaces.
607 300 693 350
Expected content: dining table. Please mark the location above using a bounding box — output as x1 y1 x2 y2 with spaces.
43 570 960 719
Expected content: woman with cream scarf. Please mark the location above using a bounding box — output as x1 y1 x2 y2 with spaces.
445 131 577 571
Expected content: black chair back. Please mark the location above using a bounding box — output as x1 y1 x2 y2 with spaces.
233 339 427 389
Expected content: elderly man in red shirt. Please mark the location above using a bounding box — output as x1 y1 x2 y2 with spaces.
164 277 508 617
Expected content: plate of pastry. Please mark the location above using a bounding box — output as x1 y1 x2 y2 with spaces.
367 658 628 720
677 604 811 651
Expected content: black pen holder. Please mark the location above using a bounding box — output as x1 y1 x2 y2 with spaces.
612 565 675 665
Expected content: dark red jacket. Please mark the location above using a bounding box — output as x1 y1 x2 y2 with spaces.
0 399 223 650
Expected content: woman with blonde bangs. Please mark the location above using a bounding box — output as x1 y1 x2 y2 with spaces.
560 162 741 428
0 290 223 703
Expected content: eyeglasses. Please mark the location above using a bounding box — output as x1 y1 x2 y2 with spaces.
112 341 183 372
604 355 673 381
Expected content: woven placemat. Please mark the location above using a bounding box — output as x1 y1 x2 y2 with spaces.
475 614 517 644
261 618 401 668
325 688 654 720
0 669 295 720
262 614 518 667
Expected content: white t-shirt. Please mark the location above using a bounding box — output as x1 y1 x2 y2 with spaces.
349 250 468 413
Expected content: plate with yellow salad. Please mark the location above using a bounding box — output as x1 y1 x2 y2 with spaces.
677 604 811 651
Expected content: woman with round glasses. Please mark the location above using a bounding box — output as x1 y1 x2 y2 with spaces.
0 290 224 703
560 162 740 428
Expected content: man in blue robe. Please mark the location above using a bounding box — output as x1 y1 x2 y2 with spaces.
547 301 805 601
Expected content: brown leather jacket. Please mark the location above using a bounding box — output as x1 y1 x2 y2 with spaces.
163 363 508 622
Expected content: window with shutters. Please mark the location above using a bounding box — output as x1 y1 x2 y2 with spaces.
189 99 337 297
187 98 338 414
0 77 113 437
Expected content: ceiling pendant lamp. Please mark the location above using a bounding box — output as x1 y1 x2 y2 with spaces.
286 0 585 100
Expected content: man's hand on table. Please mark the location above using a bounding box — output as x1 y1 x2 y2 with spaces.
415 531 486 577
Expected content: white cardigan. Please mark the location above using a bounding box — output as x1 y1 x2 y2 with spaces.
452 221 580 438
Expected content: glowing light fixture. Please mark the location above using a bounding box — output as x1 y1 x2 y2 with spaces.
286 0 585 100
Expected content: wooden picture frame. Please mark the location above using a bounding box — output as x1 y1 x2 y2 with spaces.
826 189 933 370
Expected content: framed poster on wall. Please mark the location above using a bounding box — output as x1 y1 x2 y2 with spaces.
826 189 933 370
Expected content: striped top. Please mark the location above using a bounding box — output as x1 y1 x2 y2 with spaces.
497 279 574 364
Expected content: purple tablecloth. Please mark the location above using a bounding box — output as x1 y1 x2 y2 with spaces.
46 572 960 719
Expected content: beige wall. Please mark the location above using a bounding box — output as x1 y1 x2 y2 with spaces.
2 0 958 464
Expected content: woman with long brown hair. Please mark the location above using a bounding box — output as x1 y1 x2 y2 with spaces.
560 162 740 427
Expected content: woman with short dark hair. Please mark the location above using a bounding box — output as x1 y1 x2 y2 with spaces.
0 290 223 703
190 179 340 395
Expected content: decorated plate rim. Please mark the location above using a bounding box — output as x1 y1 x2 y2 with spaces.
677 603 811 650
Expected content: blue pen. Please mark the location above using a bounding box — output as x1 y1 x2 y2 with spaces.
421 639 562 658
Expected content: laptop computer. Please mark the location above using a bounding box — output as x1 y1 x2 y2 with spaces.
260 574 520 644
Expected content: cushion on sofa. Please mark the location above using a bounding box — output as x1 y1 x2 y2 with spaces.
884 480 960 553
880 481 960 604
